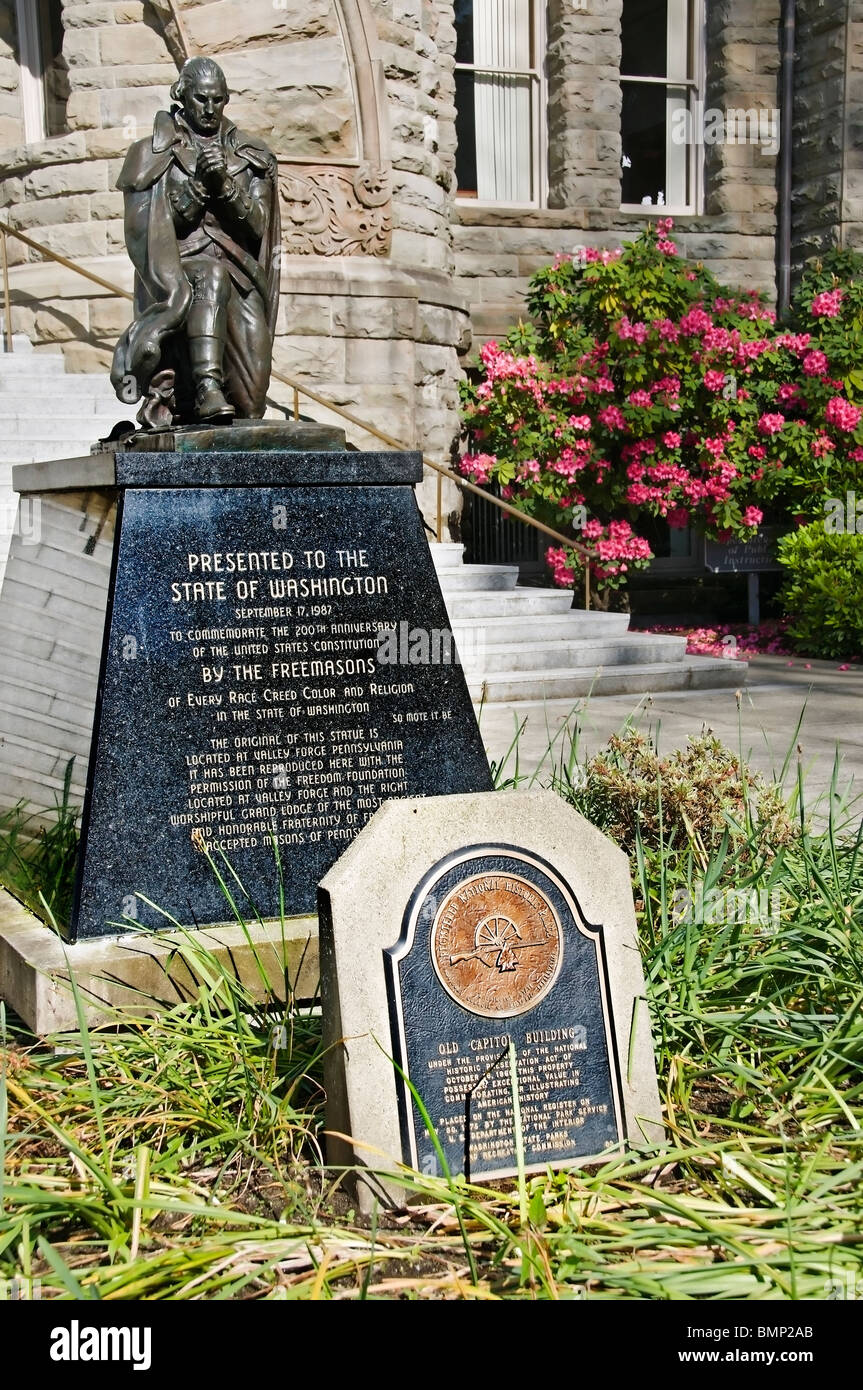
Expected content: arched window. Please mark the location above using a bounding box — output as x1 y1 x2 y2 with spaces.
14 0 68 144
454 0 546 206
620 0 704 212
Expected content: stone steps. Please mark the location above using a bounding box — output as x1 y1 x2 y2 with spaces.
0 397 123 415
0 347 128 580
461 632 688 674
466 658 739 702
436 562 521 592
0 416 128 437
0 441 112 463
446 588 578 618
0 349 67 374
0 379 121 402
431 542 741 702
451 609 630 642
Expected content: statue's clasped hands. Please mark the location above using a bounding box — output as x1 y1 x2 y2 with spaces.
195 146 229 197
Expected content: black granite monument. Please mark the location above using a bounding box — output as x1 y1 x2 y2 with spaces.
55 57 493 939
70 449 492 939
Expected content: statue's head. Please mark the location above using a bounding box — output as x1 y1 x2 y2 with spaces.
170 57 228 135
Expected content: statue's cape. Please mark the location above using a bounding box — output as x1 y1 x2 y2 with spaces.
111 112 281 400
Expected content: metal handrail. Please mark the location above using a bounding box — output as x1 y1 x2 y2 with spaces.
0 217 592 606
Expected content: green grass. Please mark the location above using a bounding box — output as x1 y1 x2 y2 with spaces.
0 758 78 929
1 725 862 1299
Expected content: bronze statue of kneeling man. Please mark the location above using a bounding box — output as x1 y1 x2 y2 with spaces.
111 56 281 430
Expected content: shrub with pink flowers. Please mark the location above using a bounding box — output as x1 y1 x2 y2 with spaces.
459 225 863 611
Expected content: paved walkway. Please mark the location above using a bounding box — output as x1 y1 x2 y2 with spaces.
476 655 863 823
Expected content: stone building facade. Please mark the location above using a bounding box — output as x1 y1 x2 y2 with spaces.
0 1 861 525
0 0 469 524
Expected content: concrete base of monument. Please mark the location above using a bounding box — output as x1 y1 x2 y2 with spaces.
0 886 320 1035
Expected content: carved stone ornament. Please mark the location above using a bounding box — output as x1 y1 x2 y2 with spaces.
278 161 392 256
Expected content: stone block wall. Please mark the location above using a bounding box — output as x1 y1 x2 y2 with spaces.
0 0 22 148
843 2 863 254
792 0 863 273
546 0 624 213
792 0 847 269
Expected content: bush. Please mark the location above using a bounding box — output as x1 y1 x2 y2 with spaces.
777 523 863 659
564 729 795 861
459 227 863 603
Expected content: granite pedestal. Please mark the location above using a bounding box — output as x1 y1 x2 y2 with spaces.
0 447 491 961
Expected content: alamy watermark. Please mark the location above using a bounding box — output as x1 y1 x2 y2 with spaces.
1 496 41 546
672 884 782 934
672 103 780 155
1 1276 41 1300
824 492 863 534
825 1272 863 1300
375 621 486 669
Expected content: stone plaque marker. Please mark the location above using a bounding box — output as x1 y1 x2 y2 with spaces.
319 791 663 1208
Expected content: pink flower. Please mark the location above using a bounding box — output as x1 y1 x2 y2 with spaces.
584 247 622 265
748 445 767 460
581 519 604 539
546 546 577 588
850 446 863 462
703 370 726 393
776 383 800 403
663 431 682 448
568 414 591 431
668 506 690 528
460 451 496 484
628 389 653 409
679 307 714 337
653 318 679 342
617 316 649 345
758 412 786 436
802 350 829 377
810 289 844 318
776 332 812 353
825 395 862 432
656 238 678 255
598 405 626 430
812 433 835 457
742 506 763 528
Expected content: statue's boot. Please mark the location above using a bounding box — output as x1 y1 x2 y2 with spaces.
188 337 234 422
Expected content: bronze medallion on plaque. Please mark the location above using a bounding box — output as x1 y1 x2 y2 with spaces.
430 873 563 1018
385 845 626 1181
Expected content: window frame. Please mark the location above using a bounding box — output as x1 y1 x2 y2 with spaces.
454 0 548 210
619 0 706 217
14 0 65 146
